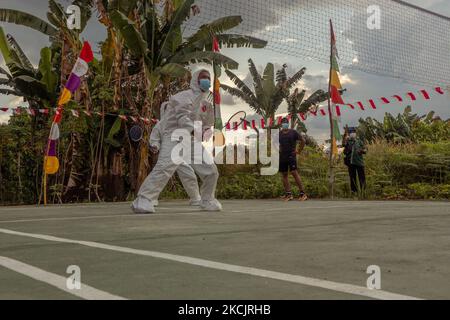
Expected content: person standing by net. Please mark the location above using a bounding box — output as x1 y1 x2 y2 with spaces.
279 118 308 201
343 127 367 194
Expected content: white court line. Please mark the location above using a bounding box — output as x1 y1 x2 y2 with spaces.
0 227 421 300
0 205 403 224
0 204 446 224
1 201 447 212
0 205 378 224
0 256 126 300
0 205 147 212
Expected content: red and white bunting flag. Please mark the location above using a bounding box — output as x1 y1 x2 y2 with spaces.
118 115 128 121
347 103 355 109
435 87 444 94
381 97 390 104
130 116 138 123
320 109 327 116
96 112 104 117
140 117 150 125
225 122 231 130
407 92 416 101
369 99 377 109
242 120 247 130
83 110 92 117
251 120 256 129
277 116 283 125
335 105 341 117
287 114 292 122
309 110 317 116
420 90 430 100
268 117 274 127
393 95 403 102
39 109 49 114
260 118 265 129
1 107 9 112
357 102 365 110
299 113 306 121
71 110 79 118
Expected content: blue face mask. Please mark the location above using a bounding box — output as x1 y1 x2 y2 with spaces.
199 79 211 92
281 123 289 129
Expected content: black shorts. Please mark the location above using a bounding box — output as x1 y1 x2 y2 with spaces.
279 155 297 173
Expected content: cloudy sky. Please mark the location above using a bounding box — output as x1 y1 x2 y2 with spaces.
1 0 450 142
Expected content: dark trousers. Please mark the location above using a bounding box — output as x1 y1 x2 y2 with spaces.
348 165 366 193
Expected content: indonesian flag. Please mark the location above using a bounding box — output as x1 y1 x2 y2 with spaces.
329 21 343 157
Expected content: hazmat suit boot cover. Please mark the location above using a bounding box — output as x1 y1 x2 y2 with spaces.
190 199 201 206
200 199 222 211
131 196 155 214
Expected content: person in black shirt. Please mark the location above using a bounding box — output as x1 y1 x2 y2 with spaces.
278 118 308 201
343 127 367 194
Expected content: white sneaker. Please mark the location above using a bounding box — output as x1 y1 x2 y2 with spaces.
200 199 222 211
131 197 155 214
152 200 159 207
189 199 202 206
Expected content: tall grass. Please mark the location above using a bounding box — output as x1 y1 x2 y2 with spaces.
159 141 450 201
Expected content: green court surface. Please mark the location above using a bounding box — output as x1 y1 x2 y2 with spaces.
0 200 449 300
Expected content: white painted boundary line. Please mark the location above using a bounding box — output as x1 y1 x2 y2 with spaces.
0 227 421 300
0 205 368 224
0 203 447 224
0 201 446 212
0 256 126 300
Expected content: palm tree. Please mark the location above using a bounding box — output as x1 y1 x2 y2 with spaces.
222 60 346 128
221 60 332 121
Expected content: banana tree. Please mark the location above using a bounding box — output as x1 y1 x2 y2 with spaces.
108 0 266 113
1 0 94 94
0 27 58 106
105 0 267 190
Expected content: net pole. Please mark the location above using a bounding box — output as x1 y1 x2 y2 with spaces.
327 19 335 200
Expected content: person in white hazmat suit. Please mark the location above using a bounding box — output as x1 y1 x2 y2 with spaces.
148 101 201 206
131 69 222 213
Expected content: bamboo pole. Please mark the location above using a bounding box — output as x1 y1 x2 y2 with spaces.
327 19 335 200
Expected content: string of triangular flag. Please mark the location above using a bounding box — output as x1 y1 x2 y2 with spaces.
0 106 158 125
224 86 447 130
1 86 446 130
